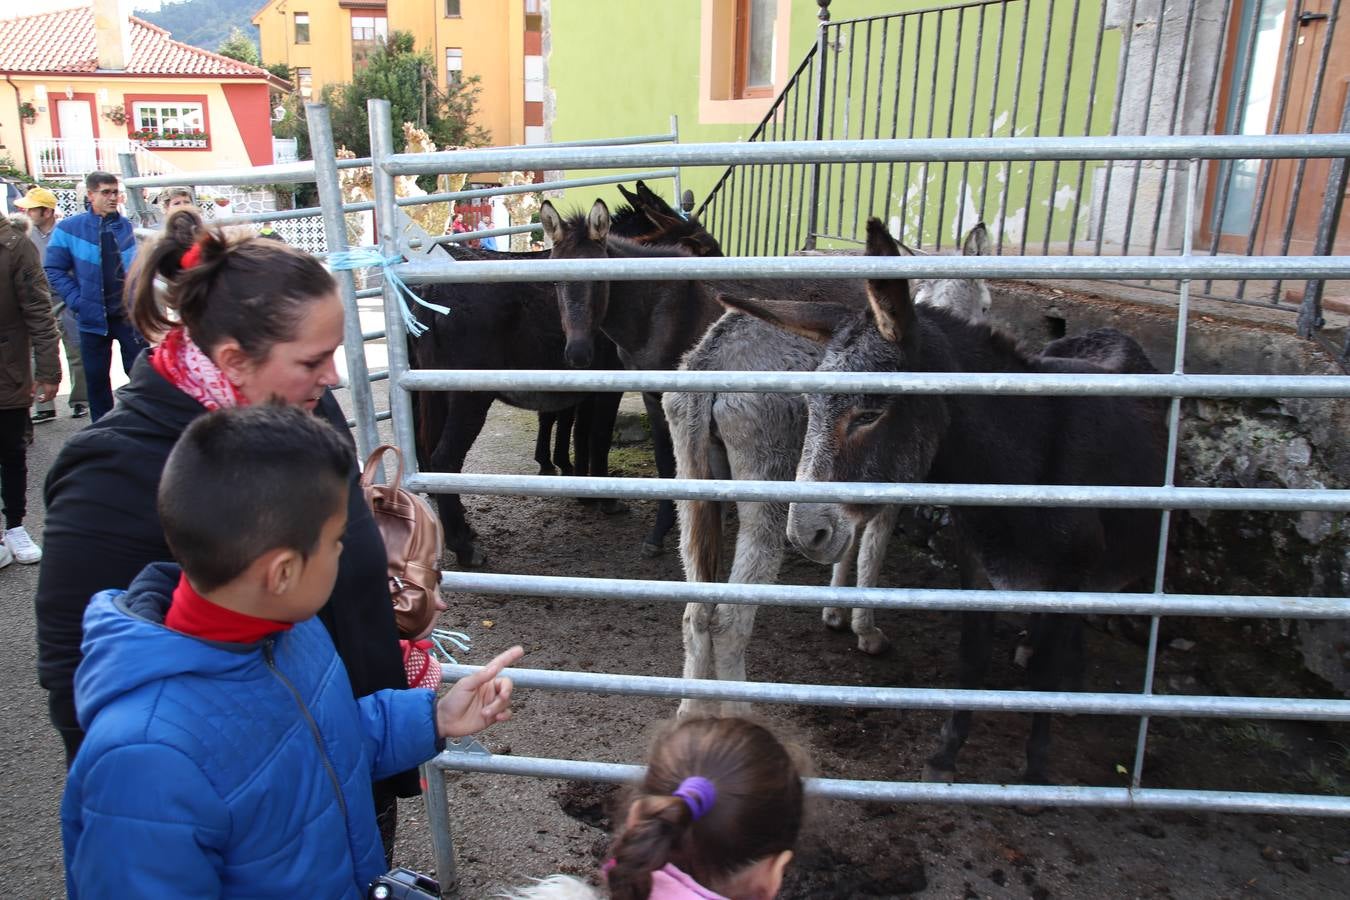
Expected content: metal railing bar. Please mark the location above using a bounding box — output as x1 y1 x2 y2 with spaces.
996 1 1030 255
1145 0 1202 262
827 0 1021 29
1204 0 1265 293
1118 0 1170 259
864 17 886 241
902 12 924 246
1017 0 1053 257
393 253 1350 283
209 201 373 227
1093 0 1139 258
955 3 984 240
361 327 385 341
977 0 1009 220
916 9 942 246
343 409 391 428
408 224 541 250
1040 0 1082 255
437 664 1350 721
427 751 1350 817
438 571 1350 620
396 368 1350 398
935 8 965 252
490 132 678 151
399 169 679 207
378 131 1350 178
123 157 372 190
1068 1 1108 254
1237 0 1305 301
405 472 1350 512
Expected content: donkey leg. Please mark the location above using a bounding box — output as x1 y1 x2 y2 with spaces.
822 537 856 633
708 500 788 717
924 610 994 783
641 392 678 556
430 392 494 567
1023 614 1083 785
850 506 899 655
585 391 626 515
535 412 559 475
679 601 717 718
553 406 575 475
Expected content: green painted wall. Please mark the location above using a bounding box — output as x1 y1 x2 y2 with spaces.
548 1 1120 253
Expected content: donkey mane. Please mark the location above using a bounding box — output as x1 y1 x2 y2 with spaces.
552 210 699 259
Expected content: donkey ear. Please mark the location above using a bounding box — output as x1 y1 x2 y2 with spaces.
587 199 611 243
539 201 565 244
962 222 990 257
617 183 641 207
864 218 916 345
718 293 851 343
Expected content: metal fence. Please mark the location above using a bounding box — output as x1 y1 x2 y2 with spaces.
344 104 1350 893
697 0 1349 318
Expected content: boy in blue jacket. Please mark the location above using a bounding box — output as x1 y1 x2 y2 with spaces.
61 405 522 898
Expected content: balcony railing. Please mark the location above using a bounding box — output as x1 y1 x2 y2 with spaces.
32 138 177 180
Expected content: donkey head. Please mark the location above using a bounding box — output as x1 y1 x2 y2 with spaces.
901 223 992 322
720 219 948 565
541 198 611 368
619 181 723 257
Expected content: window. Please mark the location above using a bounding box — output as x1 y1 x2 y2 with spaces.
446 48 463 86
351 14 388 67
296 67 313 101
445 0 461 16
734 0 776 99
294 12 310 44
133 102 205 135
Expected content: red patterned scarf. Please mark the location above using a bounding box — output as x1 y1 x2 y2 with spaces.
150 326 245 411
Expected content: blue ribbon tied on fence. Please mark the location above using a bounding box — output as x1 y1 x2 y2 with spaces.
327 248 450 337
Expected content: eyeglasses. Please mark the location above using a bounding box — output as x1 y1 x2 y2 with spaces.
93 189 119 197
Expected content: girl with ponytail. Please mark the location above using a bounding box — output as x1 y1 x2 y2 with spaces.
510 717 805 900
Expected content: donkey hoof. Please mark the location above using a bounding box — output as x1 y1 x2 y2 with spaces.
1013 643 1034 669
856 630 892 656
640 540 665 558
598 499 630 516
821 608 849 631
922 764 957 784
678 698 717 719
537 463 559 476
453 545 487 568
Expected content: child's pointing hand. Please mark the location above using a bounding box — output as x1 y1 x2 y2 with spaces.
435 645 524 738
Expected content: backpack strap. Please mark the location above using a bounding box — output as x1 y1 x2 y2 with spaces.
360 444 406 490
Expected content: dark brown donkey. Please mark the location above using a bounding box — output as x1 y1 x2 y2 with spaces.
720 219 1167 785
410 184 719 566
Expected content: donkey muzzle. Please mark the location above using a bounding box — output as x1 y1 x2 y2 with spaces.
787 503 852 565
564 337 595 369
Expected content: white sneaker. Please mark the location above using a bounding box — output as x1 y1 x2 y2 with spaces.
0 542 11 569
4 526 41 564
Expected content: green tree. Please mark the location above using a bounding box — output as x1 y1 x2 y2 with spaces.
324 31 489 158
216 27 260 66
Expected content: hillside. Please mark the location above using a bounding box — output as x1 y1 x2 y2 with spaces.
135 0 261 58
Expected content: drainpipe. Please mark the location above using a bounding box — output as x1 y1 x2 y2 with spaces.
3 74 34 177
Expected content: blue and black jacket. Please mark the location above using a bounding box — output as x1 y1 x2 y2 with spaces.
43 211 136 336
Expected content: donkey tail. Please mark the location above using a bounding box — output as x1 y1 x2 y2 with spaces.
663 388 723 583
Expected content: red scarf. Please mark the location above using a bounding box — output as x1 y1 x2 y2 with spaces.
151 326 244 411
164 572 292 644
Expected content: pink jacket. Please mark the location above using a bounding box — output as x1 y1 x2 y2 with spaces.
648 864 728 900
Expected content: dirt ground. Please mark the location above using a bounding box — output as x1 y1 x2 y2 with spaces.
4 388 1348 899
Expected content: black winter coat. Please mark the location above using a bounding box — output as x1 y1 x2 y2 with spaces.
35 353 418 795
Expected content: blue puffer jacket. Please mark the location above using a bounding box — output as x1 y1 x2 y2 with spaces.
43 210 136 336
61 563 440 899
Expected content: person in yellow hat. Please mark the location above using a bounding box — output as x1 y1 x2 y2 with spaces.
15 188 86 421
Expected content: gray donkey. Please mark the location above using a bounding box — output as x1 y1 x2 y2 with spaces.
664 225 991 717
717 219 1165 784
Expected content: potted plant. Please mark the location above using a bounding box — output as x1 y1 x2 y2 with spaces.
103 105 127 127
19 101 37 124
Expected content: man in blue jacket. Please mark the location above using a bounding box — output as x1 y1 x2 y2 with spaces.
44 171 142 421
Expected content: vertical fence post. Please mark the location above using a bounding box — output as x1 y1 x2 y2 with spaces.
309 103 381 461
367 99 421 471
117 152 153 228
1299 90 1350 340
670 114 684 210
802 0 833 250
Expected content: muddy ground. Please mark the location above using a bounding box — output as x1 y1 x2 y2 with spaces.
3 389 1348 899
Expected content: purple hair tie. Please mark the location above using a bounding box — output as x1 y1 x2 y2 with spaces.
672 776 717 821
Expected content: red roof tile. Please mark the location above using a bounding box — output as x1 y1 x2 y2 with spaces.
0 6 275 81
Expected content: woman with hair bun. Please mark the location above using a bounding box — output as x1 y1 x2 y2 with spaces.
510 717 806 900
35 207 416 855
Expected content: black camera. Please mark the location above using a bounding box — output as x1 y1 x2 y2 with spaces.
368 867 441 900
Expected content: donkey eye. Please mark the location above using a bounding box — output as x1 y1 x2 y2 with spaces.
849 409 884 430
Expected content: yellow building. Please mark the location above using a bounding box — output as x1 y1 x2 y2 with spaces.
0 1 288 180
253 0 544 147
